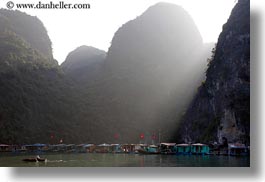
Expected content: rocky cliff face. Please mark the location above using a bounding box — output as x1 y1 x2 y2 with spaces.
177 0 250 145
0 10 75 144
0 9 55 63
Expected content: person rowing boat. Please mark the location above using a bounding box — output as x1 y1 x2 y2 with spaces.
22 155 46 162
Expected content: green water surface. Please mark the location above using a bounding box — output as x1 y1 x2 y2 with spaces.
0 153 250 167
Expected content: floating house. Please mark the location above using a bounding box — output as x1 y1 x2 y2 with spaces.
121 144 137 153
191 143 210 155
22 143 48 153
111 144 123 153
76 144 85 152
9 145 27 153
136 144 148 152
175 144 191 155
0 144 12 152
81 144 95 153
76 144 95 153
95 143 112 153
160 143 176 154
209 144 229 156
134 144 145 153
50 144 67 152
138 144 160 154
228 143 249 156
65 144 76 152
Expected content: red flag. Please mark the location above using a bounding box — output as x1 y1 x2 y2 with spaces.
140 133 144 139
114 133 119 139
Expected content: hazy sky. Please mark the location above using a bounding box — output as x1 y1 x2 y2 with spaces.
1 0 236 64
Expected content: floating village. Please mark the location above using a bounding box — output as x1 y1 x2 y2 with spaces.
0 142 249 158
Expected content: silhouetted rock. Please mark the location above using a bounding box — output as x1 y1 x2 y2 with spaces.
62 46 105 73
0 9 55 64
61 45 106 85
0 9 74 144
99 2 212 142
177 0 250 145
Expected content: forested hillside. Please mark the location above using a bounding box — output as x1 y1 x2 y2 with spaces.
0 9 77 144
0 1 249 145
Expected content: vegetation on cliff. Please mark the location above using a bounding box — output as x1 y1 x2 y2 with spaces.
177 0 250 145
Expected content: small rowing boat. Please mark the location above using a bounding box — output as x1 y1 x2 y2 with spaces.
22 155 46 162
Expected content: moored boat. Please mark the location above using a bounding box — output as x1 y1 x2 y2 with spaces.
22 156 46 162
95 143 112 153
138 145 160 154
160 143 176 155
228 143 249 156
0 144 12 152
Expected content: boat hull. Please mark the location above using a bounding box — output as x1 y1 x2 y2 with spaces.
22 158 46 162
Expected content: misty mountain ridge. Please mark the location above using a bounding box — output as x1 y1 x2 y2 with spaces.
74 2 213 142
0 9 55 64
61 45 106 85
61 46 106 72
0 9 77 143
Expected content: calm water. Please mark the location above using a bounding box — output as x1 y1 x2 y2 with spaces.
0 153 250 167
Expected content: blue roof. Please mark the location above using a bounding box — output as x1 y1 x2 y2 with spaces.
83 144 94 147
23 143 46 147
98 143 111 147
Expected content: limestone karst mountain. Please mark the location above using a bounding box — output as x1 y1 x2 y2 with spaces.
0 9 76 144
177 0 250 145
0 1 248 145
94 2 212 142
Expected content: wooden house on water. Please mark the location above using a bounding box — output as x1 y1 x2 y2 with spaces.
138 144 160 154
0 144 12 152
76 144 85 153
85 144 96 153
191 143 210 155
111 144 123 153
76 144 95 153
65 144 76 153
228 143 249 156
50 144 67 152
160 143 176 154
22 143 48 153
95 143 112 153
134 144 146 153
175 144 191 155
120 144 137 153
